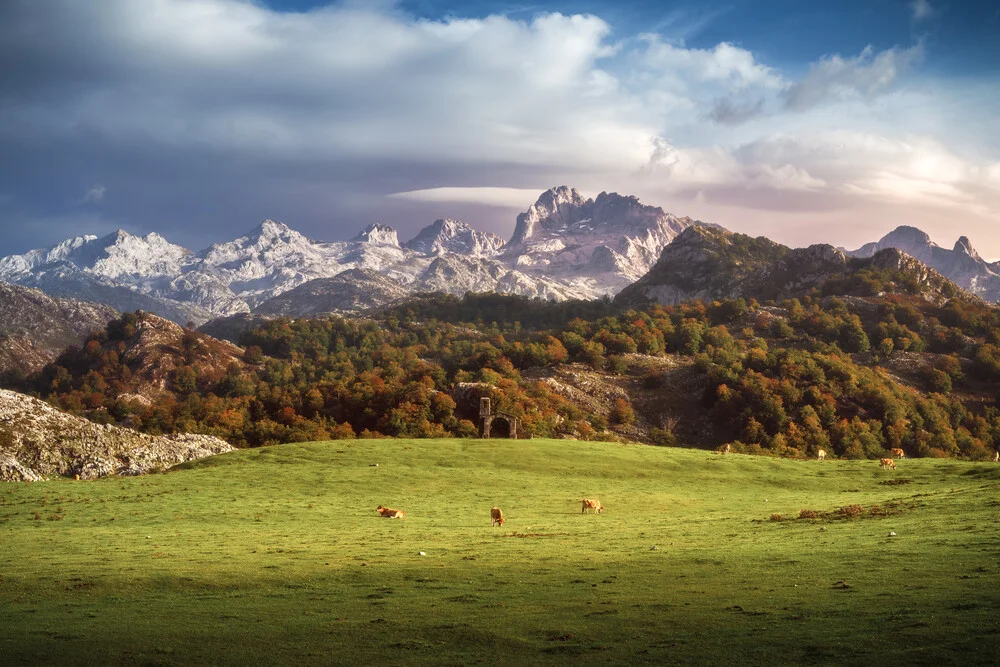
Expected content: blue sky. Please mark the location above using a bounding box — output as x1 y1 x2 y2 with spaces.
1 0 998 257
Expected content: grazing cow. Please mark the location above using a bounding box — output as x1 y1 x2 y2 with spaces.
581 498 603 514
376 505 405 519
491 506 505 527
879 458 896 470
817 449 826 461
889 448 905 459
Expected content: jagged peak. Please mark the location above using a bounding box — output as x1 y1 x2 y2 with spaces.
353 222 399 246
953 235 982 260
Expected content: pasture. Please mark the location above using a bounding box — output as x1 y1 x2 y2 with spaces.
2 439 999 665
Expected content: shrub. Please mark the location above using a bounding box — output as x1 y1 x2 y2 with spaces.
838 504 864 519
798 509 818 519
769 513 783 522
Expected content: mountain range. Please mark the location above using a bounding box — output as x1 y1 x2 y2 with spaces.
0 187 997 326
0 187 696 325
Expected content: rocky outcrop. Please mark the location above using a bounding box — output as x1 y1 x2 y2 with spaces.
0 283 119 375
0 389 232 481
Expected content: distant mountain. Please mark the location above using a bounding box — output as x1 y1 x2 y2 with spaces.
254 268 411 316
0 389 231 481
404 218 505 256
0 283 118 376
617 225 967 307
0 187 698 322
847 226 1000 302
506 186 694 289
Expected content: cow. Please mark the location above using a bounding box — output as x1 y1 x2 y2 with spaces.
994 451 999 463
889 448 905 459
581 498 603 514
879 458 896 470
376 505 405 519
817 449 826 461
719 444 731 455
491 506 505 527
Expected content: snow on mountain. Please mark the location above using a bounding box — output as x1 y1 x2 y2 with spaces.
406 218 505 257
505 187 695 292
0 186 703 322
846 226 1000 302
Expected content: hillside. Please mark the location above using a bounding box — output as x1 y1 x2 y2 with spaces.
31 310 248 410
15 286 1000 460
0 282 118 377
0 389 231 481
849 225 1000 302
1 439 997 664
616 225 966 307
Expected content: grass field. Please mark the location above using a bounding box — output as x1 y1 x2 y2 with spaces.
2 439 1000 665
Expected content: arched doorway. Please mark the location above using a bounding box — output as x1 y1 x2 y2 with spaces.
490 416 512 438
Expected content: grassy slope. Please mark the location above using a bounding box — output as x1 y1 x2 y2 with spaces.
1 439 999 666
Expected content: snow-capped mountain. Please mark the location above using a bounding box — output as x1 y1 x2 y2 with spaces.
506 186 694 293
846 226 1000 302
0 187 697 323
404 218 505 256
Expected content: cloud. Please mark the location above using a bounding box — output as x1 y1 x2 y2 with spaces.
785 43 925 111
0 1 996 257
79 185 106 204
911 0 934 22
708 97 765 125
387 187 545 208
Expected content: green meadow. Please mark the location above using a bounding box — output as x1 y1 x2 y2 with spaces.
2 439 999 665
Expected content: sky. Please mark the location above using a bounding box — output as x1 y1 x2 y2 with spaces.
1 0 999 258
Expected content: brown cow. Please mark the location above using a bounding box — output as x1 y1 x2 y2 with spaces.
376 505 405 519
491 506 505 527
879 458 896 470
889 448 905 459
719 444 731 455
817 449 826 461
581 498 603 514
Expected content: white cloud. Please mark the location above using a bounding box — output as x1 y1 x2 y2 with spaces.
785 43 924 110
388 187 545 208
0 0 997 255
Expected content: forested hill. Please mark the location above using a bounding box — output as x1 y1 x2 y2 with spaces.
8 277 1000 461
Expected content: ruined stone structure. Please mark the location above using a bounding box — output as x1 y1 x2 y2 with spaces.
479 397 519 439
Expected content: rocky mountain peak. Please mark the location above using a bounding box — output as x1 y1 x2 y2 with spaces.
405 218 504 257
508 186 588 246
878 226 934 256
954 235 981 260
354 223 399 246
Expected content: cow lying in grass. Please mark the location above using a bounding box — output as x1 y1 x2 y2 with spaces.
376 505 405 519
581 499 603 514
879 458 896 470
491 506 505 527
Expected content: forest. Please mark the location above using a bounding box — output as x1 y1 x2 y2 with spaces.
11 272 1000 460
